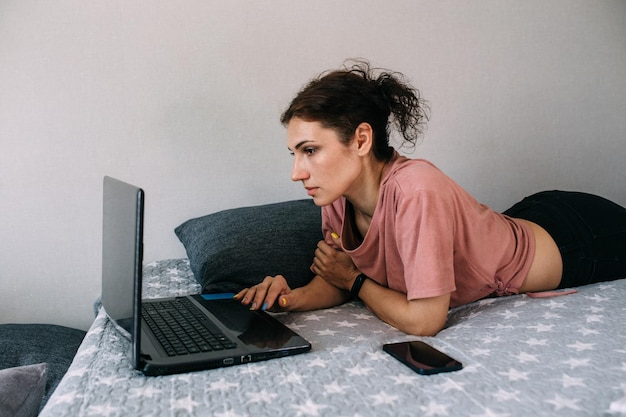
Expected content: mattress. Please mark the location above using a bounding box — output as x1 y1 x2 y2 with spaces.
40 259 626 416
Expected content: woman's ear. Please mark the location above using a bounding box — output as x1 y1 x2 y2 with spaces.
353 122 374 156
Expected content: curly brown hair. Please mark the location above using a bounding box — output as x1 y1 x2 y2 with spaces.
280 59 430 161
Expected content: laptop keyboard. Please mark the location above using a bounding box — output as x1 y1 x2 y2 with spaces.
142 298 237 356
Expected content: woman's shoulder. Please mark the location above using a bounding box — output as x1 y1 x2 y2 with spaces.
383 155 452 194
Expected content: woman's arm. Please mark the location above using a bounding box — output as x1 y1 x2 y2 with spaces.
312 239 450 336
356 278 450 336
235 274 350 312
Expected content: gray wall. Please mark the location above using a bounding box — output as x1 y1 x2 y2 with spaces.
1 0 625 330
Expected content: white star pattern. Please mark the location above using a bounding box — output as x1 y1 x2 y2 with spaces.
562 357 591 369
332 345 351 354
85 403 119 417
291 399 329 416
304 314 325 321
128 385 161 398
558 374 585 388
280 371 304 385
317 328 339 336
585 294 610 302
388 374 419 385
586 314 604 323
545 394 582 411
471 408 511 417
370 391 400 405
498 368 530 382
482 335 501 344
246 389 278 404
63 365 90 379
207 378 239 391
43 261 626 417
566 341 596 352
493 388 521 402
420 400 450 416
48 391 82 405
306 357 328 368
324 380 349 394
215 410 248 417
515 352 539 364
335 320 359 328
287 323 307 331
170 396 201 413
346 365 374 376
608 383 626 414
524 337 548 347
499 310 520 319
240 364 267 375
577 327 600 336
542 311 561 319
545 300 567 309
438 378 466 392
366 351 389 361
527 323 555 332
489 323 514 330
469 347 491 356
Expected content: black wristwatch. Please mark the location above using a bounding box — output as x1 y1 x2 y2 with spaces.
350 273 369 300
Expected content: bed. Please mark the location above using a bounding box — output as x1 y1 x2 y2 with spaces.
39 200 626 417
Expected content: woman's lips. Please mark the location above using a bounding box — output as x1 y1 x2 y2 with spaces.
305 187 318 196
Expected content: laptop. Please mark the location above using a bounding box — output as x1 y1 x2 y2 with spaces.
101 176 311 376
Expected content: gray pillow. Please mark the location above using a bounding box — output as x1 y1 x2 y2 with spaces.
0 363 48 417
0 324 86 411
175 199 322 294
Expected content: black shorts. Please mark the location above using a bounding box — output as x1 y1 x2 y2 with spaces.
503 191 626 289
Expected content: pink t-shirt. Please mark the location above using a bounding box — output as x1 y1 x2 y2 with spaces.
322 154 535 308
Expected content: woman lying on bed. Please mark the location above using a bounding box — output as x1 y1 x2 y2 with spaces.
235 59 626 336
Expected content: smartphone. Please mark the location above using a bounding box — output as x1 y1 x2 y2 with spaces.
383 341 463 375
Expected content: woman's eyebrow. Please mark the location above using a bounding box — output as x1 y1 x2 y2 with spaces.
289 140 313 152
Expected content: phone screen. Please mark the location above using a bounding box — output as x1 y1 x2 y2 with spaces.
383 341 463 375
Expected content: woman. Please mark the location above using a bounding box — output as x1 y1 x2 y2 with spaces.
235 60 626 336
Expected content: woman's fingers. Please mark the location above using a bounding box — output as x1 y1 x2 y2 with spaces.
235 275 291 311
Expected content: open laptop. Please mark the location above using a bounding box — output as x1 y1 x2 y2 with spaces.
101 176 311 376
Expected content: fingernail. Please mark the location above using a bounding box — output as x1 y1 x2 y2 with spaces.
250 302 257 310
233 293 240 300
261 302 269 311
331 232 339 239
280 297 287 307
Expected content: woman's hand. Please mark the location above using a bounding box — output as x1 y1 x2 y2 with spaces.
311 237 360 291
234 275 293 312
235 275 351 312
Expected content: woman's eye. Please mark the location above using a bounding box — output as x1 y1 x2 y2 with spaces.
304 147 316 155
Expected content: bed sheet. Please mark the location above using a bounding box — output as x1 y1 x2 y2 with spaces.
41 259 626 416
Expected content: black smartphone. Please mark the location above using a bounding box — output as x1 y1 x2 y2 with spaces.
383 341 463 375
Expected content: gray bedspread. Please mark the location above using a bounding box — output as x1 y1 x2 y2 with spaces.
41 259 626 416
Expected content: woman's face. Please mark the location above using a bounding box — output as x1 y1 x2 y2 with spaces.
287 118 362 206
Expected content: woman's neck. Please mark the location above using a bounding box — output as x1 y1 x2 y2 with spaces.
345 157 388 221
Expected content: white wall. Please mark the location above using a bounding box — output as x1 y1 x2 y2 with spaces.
1 0 625 330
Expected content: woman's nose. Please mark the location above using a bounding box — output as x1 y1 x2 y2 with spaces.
291 158 309 182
